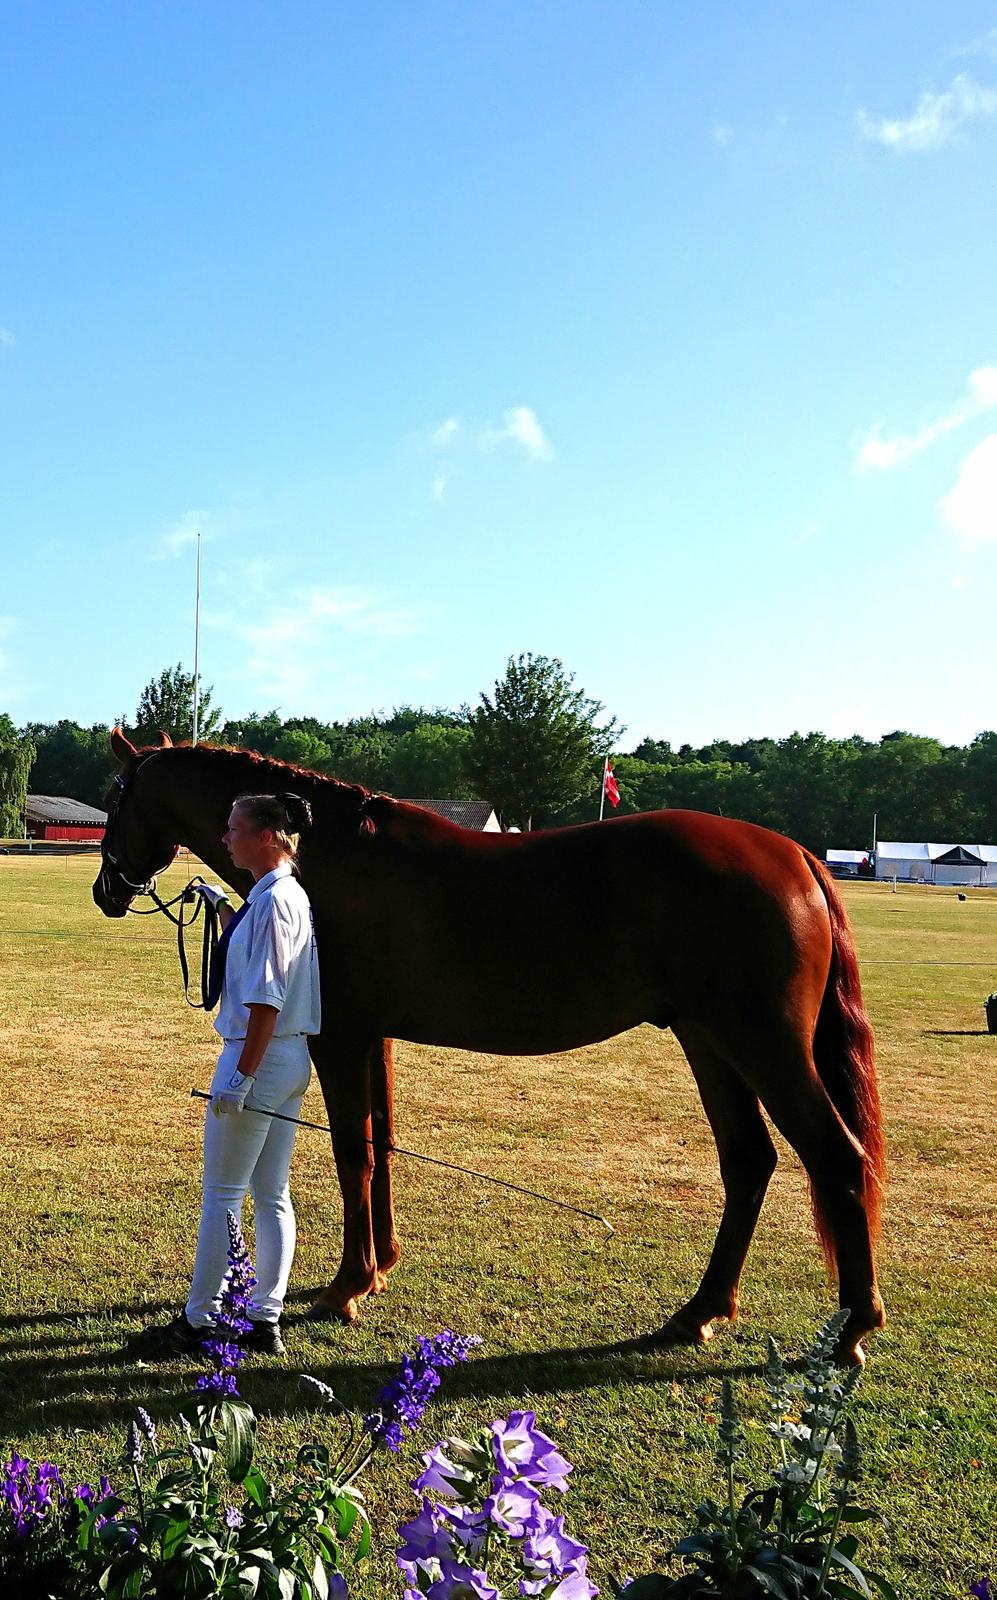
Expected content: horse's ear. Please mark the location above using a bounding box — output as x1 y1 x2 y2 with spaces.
156 730 173 748
110 726 138 765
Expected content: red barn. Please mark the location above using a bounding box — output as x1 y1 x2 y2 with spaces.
25 794 107 842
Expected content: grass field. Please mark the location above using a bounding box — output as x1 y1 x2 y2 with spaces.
1 854 995 1594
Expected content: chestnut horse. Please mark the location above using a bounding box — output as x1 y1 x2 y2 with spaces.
93 731 886 1363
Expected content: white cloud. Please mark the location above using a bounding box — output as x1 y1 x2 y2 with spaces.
152 509 212 560
431 472 449 503
857 72 997 151
856 364 997 471
206 581 424 703
940 432 997 543
0 327 15 348
431 417 461 448
481 405 553 461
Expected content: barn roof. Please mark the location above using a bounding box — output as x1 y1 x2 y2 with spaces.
26 794 108 826
400 798 500 830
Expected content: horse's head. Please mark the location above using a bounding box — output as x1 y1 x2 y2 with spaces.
92 728 180 917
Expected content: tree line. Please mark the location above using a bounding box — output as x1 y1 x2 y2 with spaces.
3 656 997 850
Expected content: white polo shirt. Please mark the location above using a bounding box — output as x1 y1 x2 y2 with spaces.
214 863 321 1041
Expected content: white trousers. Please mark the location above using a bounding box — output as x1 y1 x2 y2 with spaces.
186 1035 312 1327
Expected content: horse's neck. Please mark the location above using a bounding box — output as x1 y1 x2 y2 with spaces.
152 752 252 893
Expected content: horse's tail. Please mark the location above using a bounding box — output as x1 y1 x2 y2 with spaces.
803 851 886 1272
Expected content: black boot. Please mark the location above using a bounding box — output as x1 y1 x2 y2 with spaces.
240 1319 286 1356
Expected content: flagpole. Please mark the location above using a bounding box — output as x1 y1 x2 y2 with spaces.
599 756 608 821
192 529 202 746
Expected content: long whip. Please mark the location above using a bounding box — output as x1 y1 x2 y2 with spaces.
189 1088 614 1235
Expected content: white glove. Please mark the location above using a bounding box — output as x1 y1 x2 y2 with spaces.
195 883 231 910
210 1066 255 1117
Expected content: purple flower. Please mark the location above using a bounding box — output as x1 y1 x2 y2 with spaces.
543 1575 599 1600
520 1507 590 1587
364 1331 478 1452
398 1499 458 1564
491 1412 573 1492
123 1422 143 1467
223 1505 244 1529
328 1575 349 1598
197 1370 241 1397
414 1443 477 1498
482 1477 541 1538
971 1582 992 1600
2 1455 69 1537
425 1559 501 1599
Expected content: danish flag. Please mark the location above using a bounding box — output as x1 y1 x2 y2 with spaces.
603 758 621 809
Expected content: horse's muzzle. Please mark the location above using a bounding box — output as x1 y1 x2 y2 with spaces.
92 875 131 918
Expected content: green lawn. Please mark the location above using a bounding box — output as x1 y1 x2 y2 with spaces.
1 855 995 1593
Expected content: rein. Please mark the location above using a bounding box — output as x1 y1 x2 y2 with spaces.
123 877 221 1010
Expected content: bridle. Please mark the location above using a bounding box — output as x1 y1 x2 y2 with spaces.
99 768 218 1008
99 774 167 897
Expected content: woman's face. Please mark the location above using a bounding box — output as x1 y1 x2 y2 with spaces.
223 805 270 870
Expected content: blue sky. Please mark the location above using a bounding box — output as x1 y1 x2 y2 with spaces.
2 3 996 747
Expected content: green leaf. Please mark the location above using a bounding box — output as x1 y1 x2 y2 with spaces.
162 1515 192 1559
830 1549 872 1595
866 1572 902 1600
334 1498 359 1539
242 1466 271 1507
743 1566 796 1600
278 1570 296 1600
123 1567 148 1600
311 1552 329 1600
220 1399 258 1484
355 1518 372 1560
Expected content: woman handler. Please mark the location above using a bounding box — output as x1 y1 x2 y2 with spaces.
164 791 320 1356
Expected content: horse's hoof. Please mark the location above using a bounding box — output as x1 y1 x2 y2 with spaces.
305 1295 359 1324
833 1336 866 1369
646 1313 717 1349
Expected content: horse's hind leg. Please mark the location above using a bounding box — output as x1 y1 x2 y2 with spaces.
735 1029 885 1366
651 1024 777 1348
369 1038 400 1291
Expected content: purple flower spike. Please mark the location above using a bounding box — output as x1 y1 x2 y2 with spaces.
971 1582 992 1600
364 1330 478 1452
195 1210 258 1397
223 1505 244 1529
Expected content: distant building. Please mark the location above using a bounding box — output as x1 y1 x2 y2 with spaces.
875 841 997 887
401 799 502 832
25 794 107 842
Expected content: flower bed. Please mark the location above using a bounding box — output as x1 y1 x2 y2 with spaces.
2 1213 982 1599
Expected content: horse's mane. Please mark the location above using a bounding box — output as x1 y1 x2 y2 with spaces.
134 740 392 833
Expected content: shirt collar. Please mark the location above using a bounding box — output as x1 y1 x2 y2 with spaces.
246 861 294 903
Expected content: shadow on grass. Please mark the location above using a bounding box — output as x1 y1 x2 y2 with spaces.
0 1318 774 1441
924 1029 994 1037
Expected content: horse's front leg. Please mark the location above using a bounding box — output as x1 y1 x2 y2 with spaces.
369 1037 401 1291
307 1035 379 1323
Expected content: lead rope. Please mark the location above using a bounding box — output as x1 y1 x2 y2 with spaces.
124 876 221 1009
